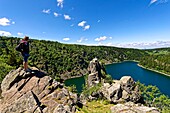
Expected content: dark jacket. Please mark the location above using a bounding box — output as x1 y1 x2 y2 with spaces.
20 40 29 54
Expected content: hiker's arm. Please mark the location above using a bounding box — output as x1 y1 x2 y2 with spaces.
20 43 24 53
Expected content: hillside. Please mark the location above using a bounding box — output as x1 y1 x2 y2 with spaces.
0 36 148 82
139 48 170 75
1 36 170 82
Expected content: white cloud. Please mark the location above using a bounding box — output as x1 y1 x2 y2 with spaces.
150 0 158 5
63 38 70 41
149 0 168 5
0 30 11 36
97 20 101 23
0 17 11 26
54 12 59 17
42 9 51 14
112 41 170 49
95 36 107 41
77 37 88 43
64 14 71 20
84 25 90 30
57 0 64 8
78 21 86 27
78 21 91 30
106 43 113 46
17 32 23 36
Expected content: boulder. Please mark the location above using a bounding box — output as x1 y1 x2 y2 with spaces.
120 76 135 93
120 76 142 103
110 102 160 113
99 76 143 104
101 82 122 102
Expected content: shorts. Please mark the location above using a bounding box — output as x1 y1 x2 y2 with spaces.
22 53 30 62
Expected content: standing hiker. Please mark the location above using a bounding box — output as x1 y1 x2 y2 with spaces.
16 36 31 72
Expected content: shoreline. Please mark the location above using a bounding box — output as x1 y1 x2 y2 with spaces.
137 64 170 77
105 60 139 66
105 60 170 77
65 60 170 80
63 74 85 81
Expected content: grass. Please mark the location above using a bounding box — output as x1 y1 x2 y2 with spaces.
76 100 113 113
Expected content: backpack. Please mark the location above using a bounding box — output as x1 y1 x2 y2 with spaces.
15 43 22 52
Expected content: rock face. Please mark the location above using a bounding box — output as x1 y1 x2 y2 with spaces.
87 58 106 87
0 67 78 113
101 76 143 104
110 102 160 113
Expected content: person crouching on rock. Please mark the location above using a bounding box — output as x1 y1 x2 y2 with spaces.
20 36 31 72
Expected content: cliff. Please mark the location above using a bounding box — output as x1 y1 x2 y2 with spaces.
0 67 79 113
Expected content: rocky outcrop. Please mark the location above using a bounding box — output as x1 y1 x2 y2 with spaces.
0 59 160 113
100 76 143 104
110 102 160 113
87 58 106 87
0 67 79 113
81 76 144 103
79 59 160 112
81 75 159 112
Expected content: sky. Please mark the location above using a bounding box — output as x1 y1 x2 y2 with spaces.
0 0 170 49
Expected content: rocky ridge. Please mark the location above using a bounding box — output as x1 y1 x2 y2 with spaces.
0 67 79 113
0 58 160 113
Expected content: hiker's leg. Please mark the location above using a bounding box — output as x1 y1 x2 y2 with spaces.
26 62 28 69
23 53 29 71
23 61 27 70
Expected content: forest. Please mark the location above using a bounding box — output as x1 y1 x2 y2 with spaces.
139 48 170 75
1 36 170 82
0 36 148 82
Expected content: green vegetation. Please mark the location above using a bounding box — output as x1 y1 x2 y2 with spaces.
1 36 169 82
136 81 170 112
67 85 77 93
104 74 113 84
82 83 102 98
0 36 148 83
78 82 170 113
76 100 112 113
139 48 170 75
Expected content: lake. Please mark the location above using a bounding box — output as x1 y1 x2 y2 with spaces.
65 61 170 97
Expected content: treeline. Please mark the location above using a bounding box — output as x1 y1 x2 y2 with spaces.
1 36 170 82
136 81 170 112
0 36 147 82
139 49 170 75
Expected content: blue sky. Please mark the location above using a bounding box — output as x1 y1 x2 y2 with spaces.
0 0 170 49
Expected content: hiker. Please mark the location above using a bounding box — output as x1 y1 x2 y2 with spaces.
16 36 31 72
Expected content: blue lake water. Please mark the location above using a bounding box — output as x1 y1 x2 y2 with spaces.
65 61 170 97
64 75 85 93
